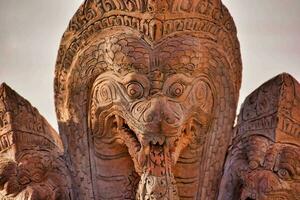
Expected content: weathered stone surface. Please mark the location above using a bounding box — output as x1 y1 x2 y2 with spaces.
0 83 72 200
54 0 241 199
218 73 300 200
1 0 299 199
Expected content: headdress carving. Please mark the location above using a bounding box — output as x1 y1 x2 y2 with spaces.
56 0 241 102
235 73 300 146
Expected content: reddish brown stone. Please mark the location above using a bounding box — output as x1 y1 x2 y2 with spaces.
0 83 72 200
218 74 300 200
54 0 241 199
1 0 299 199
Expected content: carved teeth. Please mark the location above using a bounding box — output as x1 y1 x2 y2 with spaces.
241 191 256 200
149 136 165 146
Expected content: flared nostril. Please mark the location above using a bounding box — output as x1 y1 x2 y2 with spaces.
165 117 175 124
142 98 182 125
146 114 154 122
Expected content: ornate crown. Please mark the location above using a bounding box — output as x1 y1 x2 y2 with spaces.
55 0 242 108
235 74 300 146
67 0 235 41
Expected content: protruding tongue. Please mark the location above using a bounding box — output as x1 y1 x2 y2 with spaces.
136 143 179 200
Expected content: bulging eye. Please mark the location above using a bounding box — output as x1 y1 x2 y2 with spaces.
277 168 291 180
169 82 185 97
127 82 144 99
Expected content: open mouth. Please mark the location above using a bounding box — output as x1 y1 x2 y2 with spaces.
93 112 205 199
107 114 201 176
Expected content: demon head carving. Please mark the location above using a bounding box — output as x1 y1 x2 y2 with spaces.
2 0 300 199
54 0 242 199
219 135 300 200
88 33 215 199
0 152 71 200
218 74 300 200
241 139 300 199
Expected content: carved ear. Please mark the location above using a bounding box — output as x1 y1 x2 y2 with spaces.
0 83 63 154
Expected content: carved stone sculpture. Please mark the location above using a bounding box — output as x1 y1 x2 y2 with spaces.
54 0 241 199
218 74 300 200
0 83 72 200
0 0 299 200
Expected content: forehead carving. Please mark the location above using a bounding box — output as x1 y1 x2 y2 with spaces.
78 32 223 79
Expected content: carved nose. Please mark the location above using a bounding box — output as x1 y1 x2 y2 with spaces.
143 98 161 123
143 97 179 125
